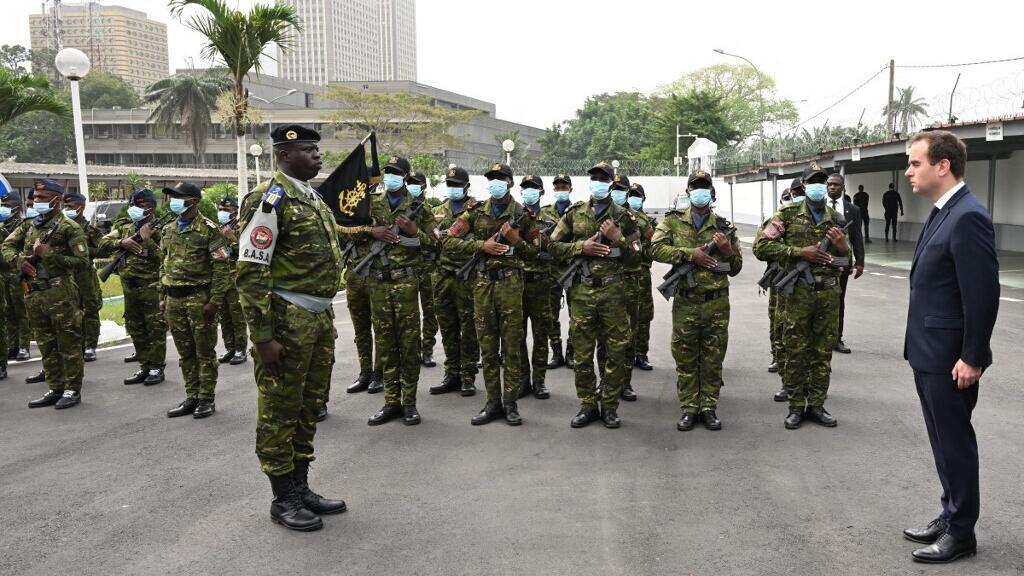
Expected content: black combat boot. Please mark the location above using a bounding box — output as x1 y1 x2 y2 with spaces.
367 368 384 394
602 407 621 429
460 377 477 397
517 377 533 399
773 387 788 402
218 350 234 364
25 370 46 384
806 406 838 427
620 381 637 402
532 380 550 399
565 344 575 369
368 404 402 425
504 402 522 426
701 409 722 430
547 343 565 369
28 389 63 408
634 355 653 371
471 400 504 425
347 369 372 393
429 373 460 395
292 460 346 515
124 369 147 385
570 404 599 428
784 408 804 430
268 473 322 532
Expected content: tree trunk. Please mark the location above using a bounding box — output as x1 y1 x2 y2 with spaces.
236 132 248 198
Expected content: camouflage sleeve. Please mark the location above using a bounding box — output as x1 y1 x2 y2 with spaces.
207 225 231 303
45 223 89 274
617 217 642 267
416 205 437 252
93 226 124 258
649 218 690 265
515 216 539 261
752 211 798 266
0 221 26 266
441 212 484 260
235 193 275 343
546 211 583 260
726 226 743 276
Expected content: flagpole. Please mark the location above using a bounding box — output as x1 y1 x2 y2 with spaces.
359 131 374 146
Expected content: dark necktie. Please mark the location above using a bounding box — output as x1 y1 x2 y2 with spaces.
831 199 838 210
923 206 940 232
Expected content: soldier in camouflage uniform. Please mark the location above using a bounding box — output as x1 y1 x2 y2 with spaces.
0 189 20 380
547 161 642 429
407 171 438 368
627 183 656 371
160 182 231 420
236 125 347 532
352 156 437 427
215 196 248 365
516 173 553 400
650 171 743 431
3 191 31 362
542 174 574 369
340 225 383 395
2 179 89 409
753 165 850 430
62 191 103 362
428 166 479 397
763 181 805 403
94 189 168 386
444 162 539 426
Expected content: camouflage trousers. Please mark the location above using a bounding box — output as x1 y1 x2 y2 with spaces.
568 280 630 410
548 281 565 348
635 270 654 356
520 273 553 386
0 280 6 369
473 271 525 404
671 292 730 413
368 275 421 406
76 267 102 349
778 284 840 409
219 278 248 352
345 269 379 372
597 274 640 389
255 295 334 476
165 288 219 401
26 279 83 391
121 277 166 371
6 279 29 349
768 287 783 363
419 266 438 355
433 271 478 384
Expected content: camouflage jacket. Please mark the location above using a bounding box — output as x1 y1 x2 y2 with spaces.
752 201 845 279
237 171 344 343
0 215 23 276
523 203 557 274
340 191 437 273
634 209 656 269
159 213 230 300
73 216 104 257
650 207 743 291
94 216 168 283
442 197 540 272
1 213 89 280
432 198 480 274
547 199 642 278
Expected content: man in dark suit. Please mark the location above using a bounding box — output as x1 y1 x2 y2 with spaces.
826 174 864 354
902 130 999 564
853 184 871 243
883 182 904 241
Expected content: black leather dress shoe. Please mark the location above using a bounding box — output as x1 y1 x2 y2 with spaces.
471 401 504 425
168 398 199 418
193 400 216 419
421 352 436 367
532 381 550 399
806 406 837 427
634 355 653 371
570 405 599 428
621 382 638 402
773 387 788 402
143 369 165 386
124 351 139 363
25 370 46 384
316 405 328 422
784 409 804 429
768 360 779 373
677 413 697 431
367 369 384 394
912 533 976 564
218 350 234 363
402 405 421 425
347 370 372 394
29 389 63 408
834 339 852 354
54 390 81 409
701 410 722 430
904 517 949 544
602 408 621 429
83 348 96 362
460 378 477 397
124 369 147 385
504 402 522 426
368 404 402 426
229 351 247 365
429 373 460 395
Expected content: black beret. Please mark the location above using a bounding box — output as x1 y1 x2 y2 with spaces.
553 173 572 186
587 162 614 179
220 196 239 208
628 183 645 198
130 188 156 204
444 166 469 186
519 174 543 189
34 178 64 195
611 174 631 191
162 182 202 199
271 124 320 146
686 170 712 187
484 162 513 180
407 171 427 186
62 191 87 203
383 155 411 174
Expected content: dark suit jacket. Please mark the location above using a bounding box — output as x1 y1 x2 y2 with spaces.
904 184 999 374
838 200 865 268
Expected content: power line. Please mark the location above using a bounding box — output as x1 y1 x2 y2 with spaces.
896 56 1024 69
791 65 888 132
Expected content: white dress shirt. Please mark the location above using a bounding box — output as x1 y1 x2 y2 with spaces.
934 180 965 209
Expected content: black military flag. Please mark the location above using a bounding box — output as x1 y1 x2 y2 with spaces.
316 131 380 225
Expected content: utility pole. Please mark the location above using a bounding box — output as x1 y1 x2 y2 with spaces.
886 59 895 139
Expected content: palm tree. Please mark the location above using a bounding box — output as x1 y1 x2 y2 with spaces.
169 0 301 196
143 71 231 165
882 85 930 135
0 67 70 129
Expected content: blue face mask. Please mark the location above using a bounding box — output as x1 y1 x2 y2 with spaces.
217 210 232 225
689 188 712 208
611 189 628 206
554 190 570 203
169 197 188 215
26 207 39 219
407 184 423 198
382 173 405 193
627 197 643 211
521 187 540 205
589 181 611 200
127 206 146 222
805 183 828 202
0 206 10 221
446 186 466 201
63 209 79 219
33 201 53 215
487 179 508 199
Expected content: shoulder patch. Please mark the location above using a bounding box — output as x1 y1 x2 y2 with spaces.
763 218 785 240
261 182 285 207
447 217 470 237
466 198 481 210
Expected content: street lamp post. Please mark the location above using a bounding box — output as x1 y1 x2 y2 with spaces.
249 143 264 186
55 48 91 200
502 139 515 166
251 89 297 173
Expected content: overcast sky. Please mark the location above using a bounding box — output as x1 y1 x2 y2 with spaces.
8 0 1024 132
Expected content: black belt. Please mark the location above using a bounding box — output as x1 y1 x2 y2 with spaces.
369 267 417 282
164 284 210 298
680 287 730 302
580 273 621 288
122 277 158 290
478 268 519 281
26 276 67 292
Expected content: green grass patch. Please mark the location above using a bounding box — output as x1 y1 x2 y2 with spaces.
99 300 125 325
99 274 124 298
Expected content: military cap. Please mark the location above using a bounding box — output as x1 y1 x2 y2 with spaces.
383 155 411 174
34 178 64 196
130 188 157 204
271 124 320 146
444 166 469 186
628 183 646 198
162 181 202 199
220 196 239 208
62 191 87 203
610 174 631 191
687 169 713 187
789 177 805 191
484 162 513 181
552 173 572 186
802 161 829 183
519 174 543 189
587 161 614 179
407 171 428 186
3 189 22 203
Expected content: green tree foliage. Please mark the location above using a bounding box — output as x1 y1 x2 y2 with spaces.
0 109 73 163
542 92 656 162
0 44 31 75
647 89 741 160
0 66 70 129
78 70 141 109
144 71 232 162
882 85 930 135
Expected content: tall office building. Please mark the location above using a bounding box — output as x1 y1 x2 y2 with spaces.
29 1 170 94
279 0 417 85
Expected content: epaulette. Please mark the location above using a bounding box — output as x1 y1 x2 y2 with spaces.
565 201 586 213
261 181 285 208
466 198 482 210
